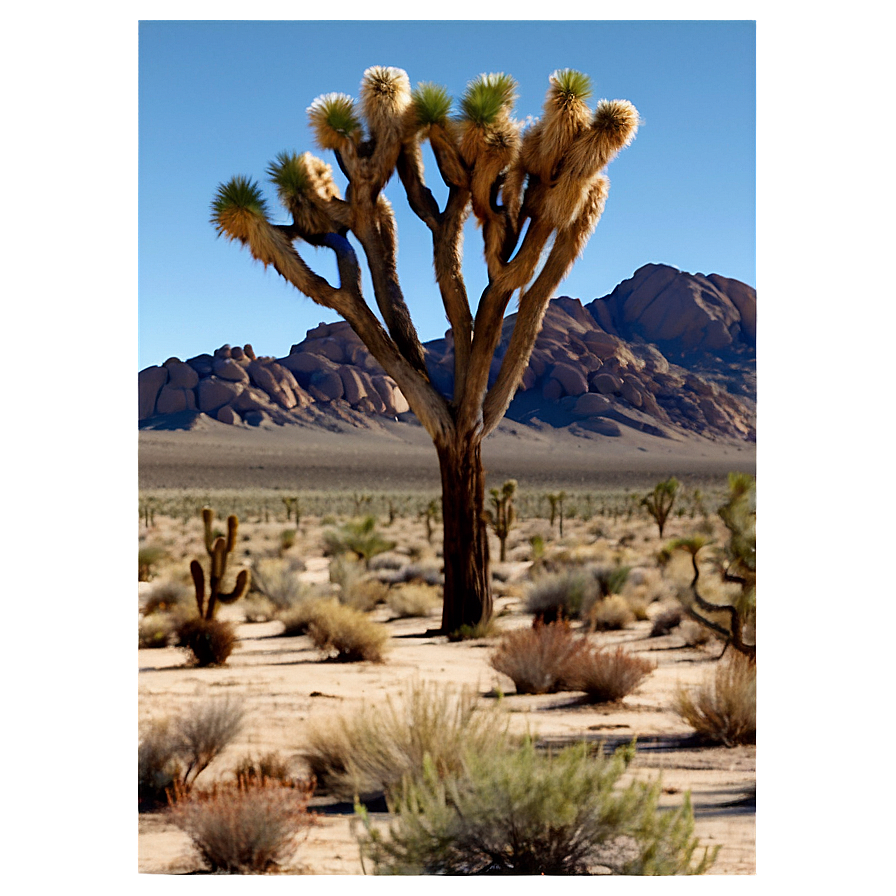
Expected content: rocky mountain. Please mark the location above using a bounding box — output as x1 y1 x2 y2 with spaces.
139 264 756 442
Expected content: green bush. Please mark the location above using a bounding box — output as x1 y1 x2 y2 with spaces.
358 739 716 875
673 652 756 746
300 682 511 799
524 569 598 624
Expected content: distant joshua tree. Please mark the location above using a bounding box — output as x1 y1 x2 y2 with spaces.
212 66 638 634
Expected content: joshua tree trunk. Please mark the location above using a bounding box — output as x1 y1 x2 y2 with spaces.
437 435 491 633
212 65 638 635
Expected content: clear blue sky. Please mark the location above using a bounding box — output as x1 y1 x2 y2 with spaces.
138 19 755 370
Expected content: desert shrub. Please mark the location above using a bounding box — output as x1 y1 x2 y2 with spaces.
650 605 683 637
307 601 389 662
562 645 655 703
251 559 308 611
446 616 500 642
169 778 315 874
674 653 756 746
524 569 598 624
139 612 180 649
323 515 395 568
489 622 588 695
358 738 716 875
232 751 294 787
240 594 278 622
593 563 631 598
279 528 297 552
625 592 651 621
141 579 191 616
588 594 636 631
138 697 246 810
679 618 715 647
386 583 441 619
300 681 511 799
176 616 238 666
138 545 166 582
339 576 389 611
275 596 333 637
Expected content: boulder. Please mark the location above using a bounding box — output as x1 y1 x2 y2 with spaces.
592 373 622 395
198 377 244 414
216 405 239 425
573 393 612 416
549 363 588 397
213 358 250 383
542 378 563 401
156 384 197 415
164 359 199 390
339 366 369 405
308 369 344 401
138 366 168 419
619 379 643 408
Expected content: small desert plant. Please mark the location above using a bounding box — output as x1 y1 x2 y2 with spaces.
141 579 191 616
674 652 756 746
650 605 683 637
546 491 567 535
642 477 679 538
138 697 246 810
232 751 294 787
190 507 252 622
176 617 238 666
489 621 588 695
357 738 716 875
279 528 297 553
300 681 511 799
339 575 389 612
588 594 636 631
446 616 500 642
593 563 631 598
525 569 598 624
307 601 389 662
168 777 315 874
139 613 180 649
386 583 441 619
323 515 396 569
562 645 655 703
138 545 166 582
486 479 517 562
275 595 333 637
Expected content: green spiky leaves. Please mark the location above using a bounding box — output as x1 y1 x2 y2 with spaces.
411 81 452 126
267 151 310 206
211 176 269 242
549 68 593 106
307 92 362 149
460 72 517 126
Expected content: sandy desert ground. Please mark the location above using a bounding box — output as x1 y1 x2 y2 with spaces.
138 422 756 876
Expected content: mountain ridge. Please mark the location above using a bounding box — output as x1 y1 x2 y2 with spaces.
139 263 755 443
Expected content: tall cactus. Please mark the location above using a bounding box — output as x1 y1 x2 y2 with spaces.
487 479 517 562
190 507 251 621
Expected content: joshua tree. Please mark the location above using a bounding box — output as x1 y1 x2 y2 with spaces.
486 479 517 562
642 477 679 538
212 66 638 634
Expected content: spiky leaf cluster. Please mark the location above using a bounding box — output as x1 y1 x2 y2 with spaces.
210 176 269 241
307 92 362 150
411 81 452 127
459 72 517 127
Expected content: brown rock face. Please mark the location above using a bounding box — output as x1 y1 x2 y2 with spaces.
138 366 168 420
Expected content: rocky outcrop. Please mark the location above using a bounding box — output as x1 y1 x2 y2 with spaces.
139 266 755 442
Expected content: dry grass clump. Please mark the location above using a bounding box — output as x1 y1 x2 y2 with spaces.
307 600 389 662
340 576 389 611
386 583 441 618
251 558 308 610
141 579 192 616
524 569 598 623
168 777 315 874
138 697 246 811
490 622 588 695
673 653 756 746
588 594 636 631
299 681 511 799
176 616 238 666
139 613 180 649
562 645 655 703
650 605 683 637
232 752 295 787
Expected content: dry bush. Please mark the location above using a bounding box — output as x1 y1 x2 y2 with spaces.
490 622 588 695
679 618 716 647
673 653 756 746
446 616 501 642
138 697 246 810
251 559 308 610
524 569 598 623
588 594 636 631
650 605 682 637
300 681 511 799
169 778 315 873
138 612 180 649
562 645 655 703
176 617 238 666
625 592 651 621
307 601 389 662
141 579 191 616
386 583 441 618
232 752 294 787
340 576 389 611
